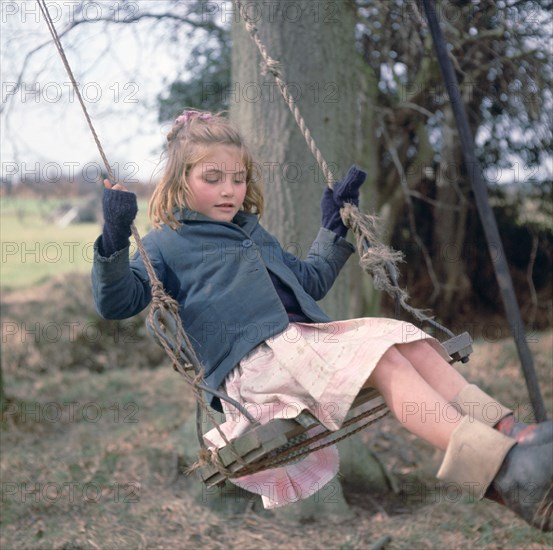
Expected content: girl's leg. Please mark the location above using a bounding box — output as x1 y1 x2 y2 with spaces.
395 340 468 401
395 341 510 428
368 344 553 532
395 341 553 445
366 345 461 451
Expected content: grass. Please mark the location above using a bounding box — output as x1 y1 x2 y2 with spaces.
1 197 552 548
1 326 552 549
1 272 552 548
0 196 150 290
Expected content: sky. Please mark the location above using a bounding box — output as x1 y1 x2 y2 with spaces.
1 0 194 185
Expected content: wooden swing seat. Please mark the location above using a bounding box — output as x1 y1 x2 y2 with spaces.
199 331 473 487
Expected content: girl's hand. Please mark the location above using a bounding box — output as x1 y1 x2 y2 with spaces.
104 178 130 193
320 165 367 237
102 179 138 226
332 165 366 207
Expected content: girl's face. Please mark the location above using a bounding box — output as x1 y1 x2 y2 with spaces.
186 144 247 222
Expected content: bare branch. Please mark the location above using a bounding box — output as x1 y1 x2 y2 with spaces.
381 124 442 302
407 190 462 211
396 102 434 119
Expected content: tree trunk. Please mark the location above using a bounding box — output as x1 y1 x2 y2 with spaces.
230 0 389 519
231 0 360 320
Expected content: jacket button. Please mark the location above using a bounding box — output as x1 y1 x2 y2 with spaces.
242 239 253 248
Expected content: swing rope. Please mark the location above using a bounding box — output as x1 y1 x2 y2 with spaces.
233 2 335 188
233 0 448 331
35 0 254 474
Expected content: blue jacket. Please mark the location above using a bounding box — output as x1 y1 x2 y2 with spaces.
92 208 355 410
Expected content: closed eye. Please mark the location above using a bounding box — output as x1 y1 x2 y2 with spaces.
202 170 245 184
234 171 246 184
203 171 221 184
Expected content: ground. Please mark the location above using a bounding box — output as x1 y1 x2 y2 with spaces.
1 274 552 549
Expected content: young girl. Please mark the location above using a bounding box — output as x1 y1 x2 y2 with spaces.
92 110 552 531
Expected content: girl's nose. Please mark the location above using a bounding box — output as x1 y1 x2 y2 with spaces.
221 178 234 196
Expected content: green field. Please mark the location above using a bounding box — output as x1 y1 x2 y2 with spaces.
0 197 151 290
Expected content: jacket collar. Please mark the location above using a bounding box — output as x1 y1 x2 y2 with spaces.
173 208 259 233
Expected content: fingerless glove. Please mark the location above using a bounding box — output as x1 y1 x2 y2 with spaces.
99 188 138 257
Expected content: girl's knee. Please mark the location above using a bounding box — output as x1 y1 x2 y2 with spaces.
397 339 435 362
371 345 412 376
370 345 395 367
365 345 415 390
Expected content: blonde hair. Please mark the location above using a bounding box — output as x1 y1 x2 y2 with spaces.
149 111 264 229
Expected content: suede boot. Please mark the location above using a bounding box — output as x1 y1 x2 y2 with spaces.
451 384 553 445
438 416 553 532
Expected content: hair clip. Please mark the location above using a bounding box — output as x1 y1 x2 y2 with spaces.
174 110 213 126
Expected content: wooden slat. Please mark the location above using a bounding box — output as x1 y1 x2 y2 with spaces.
200 388 387 487
442 332 473 363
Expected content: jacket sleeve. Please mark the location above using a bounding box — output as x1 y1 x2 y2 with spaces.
91 233 166 320
280 227 355 301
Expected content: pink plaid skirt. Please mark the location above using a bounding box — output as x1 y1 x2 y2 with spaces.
203 317 448 509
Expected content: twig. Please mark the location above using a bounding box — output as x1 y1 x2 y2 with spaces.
397 101 435 119
365 493 390 518
407 190 462 211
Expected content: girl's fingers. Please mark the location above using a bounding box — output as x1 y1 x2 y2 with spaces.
104 179 130 192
